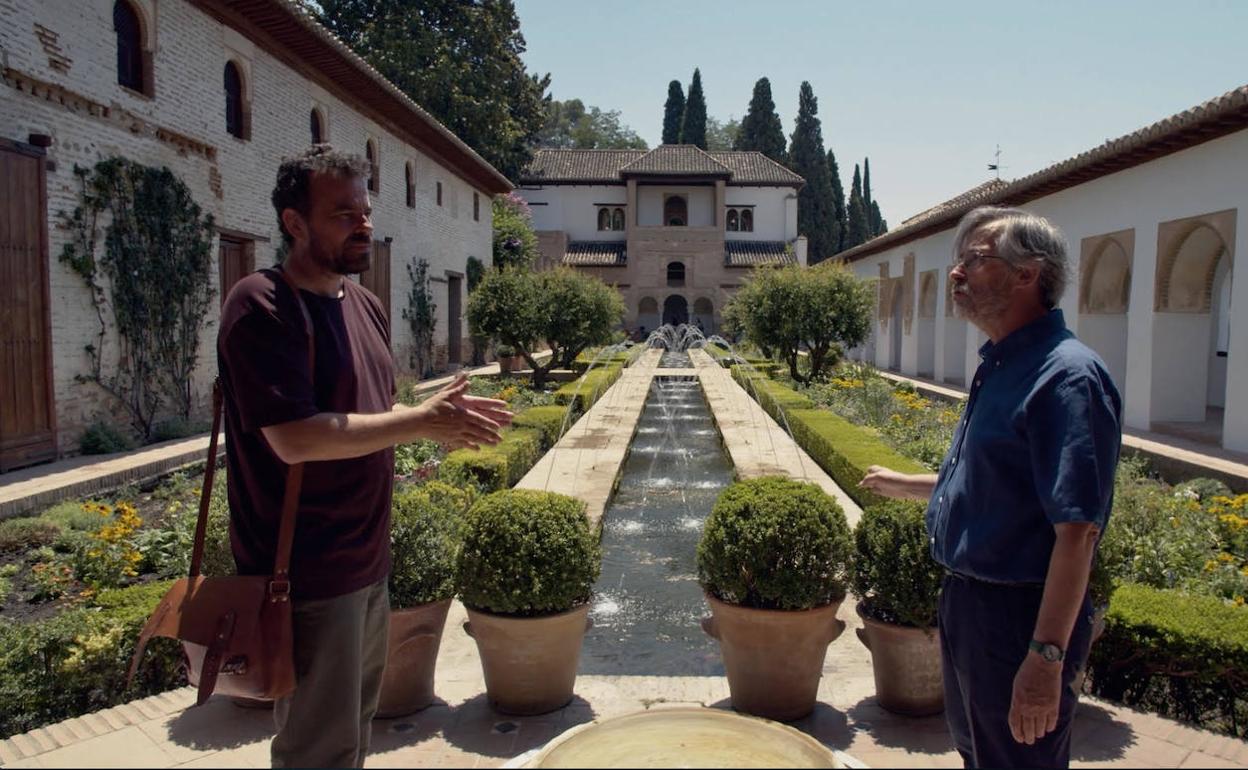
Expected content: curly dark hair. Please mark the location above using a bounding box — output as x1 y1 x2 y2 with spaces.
271 144 372 246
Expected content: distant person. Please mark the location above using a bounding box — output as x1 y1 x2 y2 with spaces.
217 144 512 768
859 206 1121 769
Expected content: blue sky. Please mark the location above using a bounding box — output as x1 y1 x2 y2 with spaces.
514 0 1248 226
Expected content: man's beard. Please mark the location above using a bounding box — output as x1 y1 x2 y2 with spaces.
951 281 1011 325
310 235 372 275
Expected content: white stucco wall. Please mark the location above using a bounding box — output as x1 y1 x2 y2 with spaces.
637 185 715 227
723 187 798 241
519 184 628 241
1 0 495 452
848 128 1248 451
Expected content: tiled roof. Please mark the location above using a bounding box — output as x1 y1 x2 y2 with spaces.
518 147 805 187
899 180 1009 229
198 0 511 194
725 241 795 268
563 241 627 267
619 145 733 177
839 83 1248 262
520 149 647 184
708 152 805 185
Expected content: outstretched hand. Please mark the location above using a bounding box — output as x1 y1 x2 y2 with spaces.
415 375 514 451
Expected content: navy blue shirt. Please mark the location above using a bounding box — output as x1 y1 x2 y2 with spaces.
926 309 1122 584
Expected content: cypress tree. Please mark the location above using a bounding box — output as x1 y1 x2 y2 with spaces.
827 149 847 253
864 157 885 235
681 68 708 149
871 201 888 236
786 81 836 263
846 164 870 249
734 77 786 163
662 80 685 145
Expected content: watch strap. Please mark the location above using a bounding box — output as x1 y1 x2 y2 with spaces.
1028 639 1065 662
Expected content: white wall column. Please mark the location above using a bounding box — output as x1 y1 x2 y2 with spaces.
1122 219 1158 431
1223 217 1248 451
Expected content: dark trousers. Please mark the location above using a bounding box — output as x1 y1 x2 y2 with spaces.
271 578 390 768
939 573 1094 769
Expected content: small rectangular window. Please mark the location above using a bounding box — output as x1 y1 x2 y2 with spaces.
437 182 443 206
474 192 480 221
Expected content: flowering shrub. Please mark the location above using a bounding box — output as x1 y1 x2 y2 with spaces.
73 502 144 589
492 193 538 270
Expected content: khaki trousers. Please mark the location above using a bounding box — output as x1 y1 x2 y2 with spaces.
271 578 390 768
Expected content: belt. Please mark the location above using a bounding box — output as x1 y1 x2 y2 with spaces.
943 569 1045 589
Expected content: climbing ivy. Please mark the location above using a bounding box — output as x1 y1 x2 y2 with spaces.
465 255 486 366
59 158 216 441
403 257 437 377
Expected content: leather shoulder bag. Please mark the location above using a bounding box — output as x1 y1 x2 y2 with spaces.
128 267 314 705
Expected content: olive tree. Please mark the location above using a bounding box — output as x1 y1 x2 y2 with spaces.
468 267 625 387
725 262 872 383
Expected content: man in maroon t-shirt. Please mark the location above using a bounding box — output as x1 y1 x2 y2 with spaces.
218 145 511 768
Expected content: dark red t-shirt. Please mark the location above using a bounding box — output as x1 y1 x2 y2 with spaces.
217 268 395 600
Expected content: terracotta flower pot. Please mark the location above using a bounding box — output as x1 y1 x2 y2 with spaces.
463 604 592 715
498 355 515 374
855 604 944 716
377 598 453 718
701 593 846 722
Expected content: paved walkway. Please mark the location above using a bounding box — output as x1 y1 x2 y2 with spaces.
2 596 1245 768
877 370 1248 492
690 349 862 525
0 355 551 520
516 350 662 528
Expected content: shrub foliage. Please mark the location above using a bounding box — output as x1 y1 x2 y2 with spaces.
852 500 942 628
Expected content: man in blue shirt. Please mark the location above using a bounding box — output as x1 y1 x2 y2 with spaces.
861 206 1122 769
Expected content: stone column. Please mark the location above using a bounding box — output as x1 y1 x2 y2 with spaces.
1222 215 1247 452
1122 220 1158 433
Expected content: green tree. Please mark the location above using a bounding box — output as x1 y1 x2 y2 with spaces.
466 256 488 365
492 193 539 269
724 263 873 383
317 0 549 181
846 164 870 249
787 82 836 264
871 201 888 237
681 68 708 149
468 268 625 387
827 149 847 253
705 116 741 151
734 77 786 163
538 98 647 149
662 80 685 144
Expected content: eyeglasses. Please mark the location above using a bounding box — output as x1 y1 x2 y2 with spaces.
951 251 1007 271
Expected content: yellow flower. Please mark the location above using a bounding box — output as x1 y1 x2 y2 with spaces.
1219 552 1235 563
1236 597 1245 607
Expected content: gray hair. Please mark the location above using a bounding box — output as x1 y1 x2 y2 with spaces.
952 206 1069 309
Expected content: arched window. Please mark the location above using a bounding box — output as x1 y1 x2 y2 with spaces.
114 0 146 93
405 162 415 208
310 109 324 144
612 208 625 231
667 261 685 287
726 209 739 232
365 140 379 193
224 62 247 139
741 209 753 233
598 208 611 231
664 195 687 227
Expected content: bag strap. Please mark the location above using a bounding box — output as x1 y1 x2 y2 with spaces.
187 266 316 600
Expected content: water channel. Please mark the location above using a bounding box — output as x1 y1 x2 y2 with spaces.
579 348 734 676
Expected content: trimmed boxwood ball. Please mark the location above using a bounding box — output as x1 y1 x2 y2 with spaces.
390 481 472 609
697 476 853 610
455 489 601 616
852 500 943 628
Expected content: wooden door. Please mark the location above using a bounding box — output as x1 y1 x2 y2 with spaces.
447 275 463 365
0 140 57 471
360 240 392 325
218 236 254 306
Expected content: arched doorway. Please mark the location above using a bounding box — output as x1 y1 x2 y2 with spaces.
1150 212 1234 439
637 296 659 338
1078 234 1132 393
663 295 688 326
692 297 714 334
888 280 903 371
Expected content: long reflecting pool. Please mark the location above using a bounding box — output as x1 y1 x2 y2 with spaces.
579 372 734 676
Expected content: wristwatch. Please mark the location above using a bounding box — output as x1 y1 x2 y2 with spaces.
1028 640 1065 663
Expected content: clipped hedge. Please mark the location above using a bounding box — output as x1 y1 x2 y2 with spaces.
1088 582 1248 737
554 363 624 413
698 477 853 610
511 405 572 450
852 500 942 628
731 366 927 508
455 489 601 616
439 427 543 493
0 580 184 736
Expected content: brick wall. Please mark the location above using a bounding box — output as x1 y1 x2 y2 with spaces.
0 0 495 455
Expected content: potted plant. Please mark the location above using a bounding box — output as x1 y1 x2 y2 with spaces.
377 481 470 718
697 476 853 721
852 500 945 716
495 343 518 374
455 489 600 714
